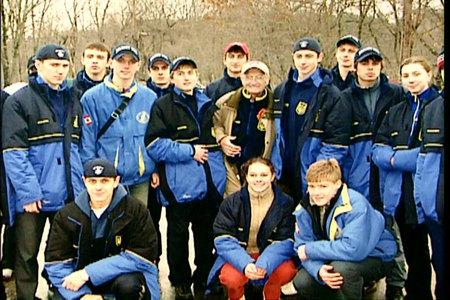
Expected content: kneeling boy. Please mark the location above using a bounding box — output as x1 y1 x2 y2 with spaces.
44 158 160 300
293 158 397 299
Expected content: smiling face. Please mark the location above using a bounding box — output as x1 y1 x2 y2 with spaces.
111 53 140 84
83 176 120 208
35 59 70 89
241 68 268 97
307 180 342 206
401 62 432 95
171 64 199 95
246 162 275 193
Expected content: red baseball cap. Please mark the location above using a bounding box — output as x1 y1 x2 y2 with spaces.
224 42 249 56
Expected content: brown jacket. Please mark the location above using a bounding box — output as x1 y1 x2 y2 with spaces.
213 87 276 196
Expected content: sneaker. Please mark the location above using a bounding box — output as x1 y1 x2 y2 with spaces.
175 285 194 300
281 280 297 296
2 268 13 281
385 285 404 300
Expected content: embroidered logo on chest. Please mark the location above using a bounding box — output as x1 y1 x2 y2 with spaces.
136 111 150 124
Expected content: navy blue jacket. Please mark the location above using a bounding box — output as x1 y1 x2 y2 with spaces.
207 186 296 291
338 74 403 209
414 94 444 223
205 69 242 102
72 69 105 99
146 79 173 99
372 87 441 224
330 65 356 91
271 67 345 197
145 87 226 206
45 185 160 299
2 76 84 225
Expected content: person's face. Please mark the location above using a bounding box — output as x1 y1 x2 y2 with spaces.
356 58 382 86
111 54 140 82
35 59 70 89
149 60 170 87
83 176 120 207
246 162 275 193
401 63 432 95
171 64 198 95
336 43 359 68
81 48 110 77
307 180 342 206
224 50 247 75
241 68 267 96
293 50 323 79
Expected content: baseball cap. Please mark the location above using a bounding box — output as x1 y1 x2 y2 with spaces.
436 48 444 71
354 47 383 62
336 34 362 48
148 53 171 69
224 42 250 56
241 60 270 77
35 44 70 61
293 37 322 54
170 56 197 73
111 43 140 61
83 158 117 178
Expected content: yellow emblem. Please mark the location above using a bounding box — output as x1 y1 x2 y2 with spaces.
211 127 216 137
295 101 308 115
257 119 266 131
73 115 79 128
115 235 122 246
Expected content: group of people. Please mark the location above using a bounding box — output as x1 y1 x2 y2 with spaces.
0 34 444 300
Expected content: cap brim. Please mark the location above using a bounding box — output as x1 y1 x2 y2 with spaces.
356 52 382 62
337 38 360 48
113 51 140 61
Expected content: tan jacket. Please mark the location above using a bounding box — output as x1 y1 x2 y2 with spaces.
213 87 276 196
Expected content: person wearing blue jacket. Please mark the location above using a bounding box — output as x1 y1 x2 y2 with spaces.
293 159 397 299
2 44 84 299
145 57 226 299
80 43 158 207
44 158 160 300
206 157 297 300
372 56 441 299
271 37 345 202
337 46 406 300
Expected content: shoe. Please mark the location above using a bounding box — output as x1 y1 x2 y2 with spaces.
281 280 297 296
2 268 13 281
175 284 194 300
386 285 404 300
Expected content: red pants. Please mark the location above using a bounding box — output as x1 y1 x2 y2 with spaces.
219 254 297 300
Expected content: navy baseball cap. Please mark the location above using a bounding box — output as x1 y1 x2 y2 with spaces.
112 43 140 61
170 56 197 73
35 44 70 61
293 37 322 54
83 158 117 178
148 53 171 69
354 47 383 62
336 35 362 48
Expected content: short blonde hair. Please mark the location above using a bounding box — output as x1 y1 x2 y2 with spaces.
306 158 342 183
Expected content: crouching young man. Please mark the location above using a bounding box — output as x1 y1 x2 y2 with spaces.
44 158 160 300
293 158 397 299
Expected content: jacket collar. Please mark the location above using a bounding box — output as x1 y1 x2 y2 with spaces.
75 184 128 217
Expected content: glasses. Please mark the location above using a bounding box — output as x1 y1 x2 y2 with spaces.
245 75 265 81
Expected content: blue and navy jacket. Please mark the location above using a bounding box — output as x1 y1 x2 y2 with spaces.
72 69 106 99
293 184 397 283
2 76 84 225
271 67 345 197
372 87 441 224
205 68 243 102
146 79 173 99
206 186 296 291
414 94 444 223
145 87 226 206
330 64 356 91
80 76 158 186
44 185 160 299
338 74 403 209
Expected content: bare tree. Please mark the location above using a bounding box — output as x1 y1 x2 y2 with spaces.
87 0 112 42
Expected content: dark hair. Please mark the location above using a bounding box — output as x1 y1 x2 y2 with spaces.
83 42 111 59
240 157 275 186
